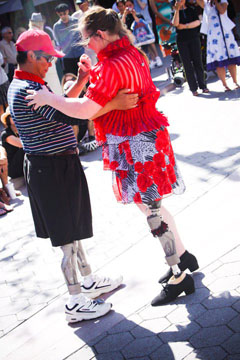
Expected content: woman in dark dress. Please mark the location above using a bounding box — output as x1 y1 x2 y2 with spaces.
1 107 24 179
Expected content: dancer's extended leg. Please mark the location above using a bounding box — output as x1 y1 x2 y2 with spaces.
137 201 195 306
146 200 181 276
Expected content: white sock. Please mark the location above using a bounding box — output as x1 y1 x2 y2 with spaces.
172 264 181 277
68 293 84 306
83 274 94 287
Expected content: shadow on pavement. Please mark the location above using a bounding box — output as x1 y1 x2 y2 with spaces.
175 146 240 181
66 272 240 359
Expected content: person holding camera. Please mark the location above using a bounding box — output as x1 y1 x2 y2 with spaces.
196 0 240 91
122 0 143 29
172 0 209 95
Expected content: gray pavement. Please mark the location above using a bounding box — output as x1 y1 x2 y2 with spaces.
0 65 240 360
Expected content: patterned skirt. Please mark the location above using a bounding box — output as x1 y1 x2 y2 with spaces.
0 80 9 106
102 127 185 205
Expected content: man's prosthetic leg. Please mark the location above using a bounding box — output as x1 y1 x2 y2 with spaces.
61 240 92 295
61 241 112 323
147 200 181 278
146 200 195 306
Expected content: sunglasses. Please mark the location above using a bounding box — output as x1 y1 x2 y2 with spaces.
34 52 54 63
42 54 54 63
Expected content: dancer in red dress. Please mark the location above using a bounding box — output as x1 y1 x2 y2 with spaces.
27 6 199 306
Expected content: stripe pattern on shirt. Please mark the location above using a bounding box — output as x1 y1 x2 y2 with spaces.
7 78 77 155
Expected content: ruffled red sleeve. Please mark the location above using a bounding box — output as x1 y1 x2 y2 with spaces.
85 60 119 107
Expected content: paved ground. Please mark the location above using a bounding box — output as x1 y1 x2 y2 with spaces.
0 63 240 360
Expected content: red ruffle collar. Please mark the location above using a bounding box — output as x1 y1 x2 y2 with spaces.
97 36 132 61
14 70 46 85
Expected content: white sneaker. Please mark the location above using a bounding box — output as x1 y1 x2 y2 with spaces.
155 56 163 67
149 60 156 70
65 294 112 323
81 274 123 299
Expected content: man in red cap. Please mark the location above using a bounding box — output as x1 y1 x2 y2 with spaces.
7 29 137 323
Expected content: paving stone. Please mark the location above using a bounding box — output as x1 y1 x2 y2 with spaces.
173 288 209 305
228 314 240 332
220 247 240 263
28 290 59 305
91 352 124 360
10 286 41 300
202 290 240 309
203 259 223 274
195 307 238 327
17 304 44 321
150 342 193 360
0 298 30 317
65 345 96 360
108 314 142 334
0 283 22 297
213 263 240 278
88 332 108 346
222 334 240 354
0 269 19 284
0 314 18 332
167 304 206 324
94 333 134 353
139 304 177 320
131 318 170 338
209 275 240 293
193 272 216 289
159 321 200 343
0 297 12 312
2 318 23 336
122 337 162 358
232 300 240 313
184 346 227 360
190 326 233 348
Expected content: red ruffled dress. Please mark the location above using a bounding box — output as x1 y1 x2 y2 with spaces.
85 36 185 204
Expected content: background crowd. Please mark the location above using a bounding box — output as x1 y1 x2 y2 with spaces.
0 0 239 218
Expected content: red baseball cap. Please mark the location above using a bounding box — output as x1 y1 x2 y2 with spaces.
16 29 65 58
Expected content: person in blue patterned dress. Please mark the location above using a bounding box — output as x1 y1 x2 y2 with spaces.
197 0 240 91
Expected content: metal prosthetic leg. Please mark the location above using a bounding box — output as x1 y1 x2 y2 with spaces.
76 240 92 277
61 242 81 295
147 200 181 278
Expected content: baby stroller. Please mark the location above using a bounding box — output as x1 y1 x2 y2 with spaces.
162 41 186 87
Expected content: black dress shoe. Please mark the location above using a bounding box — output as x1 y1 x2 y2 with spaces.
152 274 195 306
158 251 199 284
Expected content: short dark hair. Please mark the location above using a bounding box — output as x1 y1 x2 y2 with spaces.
116 0 125 5
55 3 69 13
16 51 28 64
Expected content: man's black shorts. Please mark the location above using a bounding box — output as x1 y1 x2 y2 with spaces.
24 153 93 246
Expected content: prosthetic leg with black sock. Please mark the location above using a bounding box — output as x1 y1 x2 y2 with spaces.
147 201 195 306
60 242 111 323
